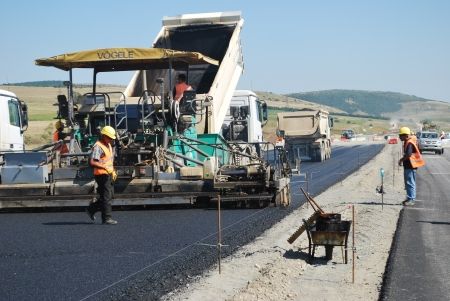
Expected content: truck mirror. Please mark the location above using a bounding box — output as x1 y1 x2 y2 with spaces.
329 117 334 128
261 101 268 125
19 100 29 132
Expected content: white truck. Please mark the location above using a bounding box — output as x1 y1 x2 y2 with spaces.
0 89 28 151
222 90 268 143
277 109 332 164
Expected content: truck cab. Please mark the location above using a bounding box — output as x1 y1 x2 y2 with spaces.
222 90 268 143
0 89 28 151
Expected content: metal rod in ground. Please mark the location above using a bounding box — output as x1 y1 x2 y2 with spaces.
381 177 384 211
306 172 309 195
352 205 355 284
393 156 395 187
217 194 222 274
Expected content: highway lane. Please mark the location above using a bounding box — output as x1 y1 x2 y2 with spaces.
0 142 384 301
381 151 450 301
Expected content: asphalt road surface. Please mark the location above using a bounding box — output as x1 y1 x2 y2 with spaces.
381 150 450 301
0 143 383 301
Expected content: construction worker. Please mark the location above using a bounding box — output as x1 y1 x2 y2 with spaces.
398 126 425 206
173 73 192 101
86 125 118 225
53 120 69 154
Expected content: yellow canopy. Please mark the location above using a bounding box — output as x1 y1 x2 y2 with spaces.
35 48 219 71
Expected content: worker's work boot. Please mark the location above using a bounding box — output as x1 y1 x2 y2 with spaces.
403 200 415 206
85 208 96 222
103 218 118 225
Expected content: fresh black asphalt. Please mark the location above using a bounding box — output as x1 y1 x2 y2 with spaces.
0 143 383 301
380 150 450 301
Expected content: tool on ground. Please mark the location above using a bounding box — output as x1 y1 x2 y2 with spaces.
300 187 325 214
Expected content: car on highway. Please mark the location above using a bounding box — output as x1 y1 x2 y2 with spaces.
388 137 398 144
418 131 444 154
341 129 355 140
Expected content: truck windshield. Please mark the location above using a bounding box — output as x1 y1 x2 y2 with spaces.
422 133 438 139
8 99 21 127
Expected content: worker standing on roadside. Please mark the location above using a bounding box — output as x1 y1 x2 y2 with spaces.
398 127 425 206
86 126 118 225
53 120 69 154
173 73 192 101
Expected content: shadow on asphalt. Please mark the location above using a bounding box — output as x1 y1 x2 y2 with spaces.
416 220 450 225
283 249 334 265
284 249 310 261
357 201 402 206
42 221 94 225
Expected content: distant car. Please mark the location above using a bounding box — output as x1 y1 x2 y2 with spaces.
341 129 355 139
388 137 398 144
418 131 444 154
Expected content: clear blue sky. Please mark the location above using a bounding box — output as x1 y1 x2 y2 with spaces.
1 0 449 101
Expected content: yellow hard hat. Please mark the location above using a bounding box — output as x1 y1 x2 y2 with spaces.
399 127 411 135
55 120 64 130
101 126 116 139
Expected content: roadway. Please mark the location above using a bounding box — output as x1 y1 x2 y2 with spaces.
0 142 383 301
381 150 450 301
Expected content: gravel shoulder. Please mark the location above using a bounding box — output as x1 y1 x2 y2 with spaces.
163 143 404 301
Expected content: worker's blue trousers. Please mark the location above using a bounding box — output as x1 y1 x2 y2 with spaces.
404 168 416 201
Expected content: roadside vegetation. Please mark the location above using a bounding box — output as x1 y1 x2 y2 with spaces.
2 84 449 147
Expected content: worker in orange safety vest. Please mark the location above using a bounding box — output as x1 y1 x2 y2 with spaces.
86 126 118 225
53 120 69 154
173 73 192 101
398 126 425 206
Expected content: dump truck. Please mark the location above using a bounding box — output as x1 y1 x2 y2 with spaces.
277 109 332 166
0 12 290 209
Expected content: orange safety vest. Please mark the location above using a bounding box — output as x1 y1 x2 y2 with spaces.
53 131 69 154
404 138 425 168
174 82 192 101
92 141 114 176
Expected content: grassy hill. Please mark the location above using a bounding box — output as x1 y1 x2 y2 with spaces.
287 89 438 117
2 80 65 87
258 91 393 141
285 89 450 131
